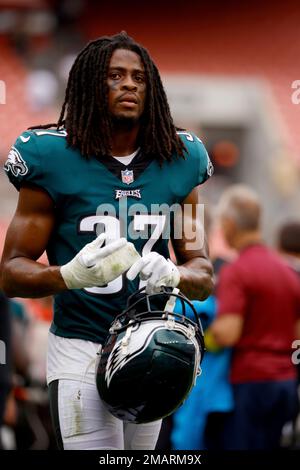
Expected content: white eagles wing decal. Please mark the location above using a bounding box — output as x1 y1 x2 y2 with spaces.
105 321 165 387
4 146 28 177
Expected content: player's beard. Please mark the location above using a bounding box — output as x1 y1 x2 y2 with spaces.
110 113 140 130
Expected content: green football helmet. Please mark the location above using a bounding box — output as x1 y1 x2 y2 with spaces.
96 287 205 423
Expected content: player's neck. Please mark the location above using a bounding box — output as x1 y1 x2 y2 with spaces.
111 124 140 157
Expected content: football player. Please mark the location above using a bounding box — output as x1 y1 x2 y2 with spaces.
1 32 213 450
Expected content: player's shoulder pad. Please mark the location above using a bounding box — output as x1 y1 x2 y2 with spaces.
29 128 68 157
15 128 67 143
3 128 67 195
4 130 35 180
177 130 214 184
4 128 67 176
19 128 67 147
15 128 67 148
29 128 67 138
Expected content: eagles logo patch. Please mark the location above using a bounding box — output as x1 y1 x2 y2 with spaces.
115 189 141 199
4 146 28 177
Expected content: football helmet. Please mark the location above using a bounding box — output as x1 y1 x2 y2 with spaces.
96 287 205 423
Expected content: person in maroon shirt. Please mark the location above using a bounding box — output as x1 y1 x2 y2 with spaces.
278 220 300 277
211 185 300 450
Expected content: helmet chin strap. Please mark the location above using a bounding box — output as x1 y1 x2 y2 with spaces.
121 288 180 351
164 287 179 312
164 287 179 329
164 287 201 382
121 320 134 353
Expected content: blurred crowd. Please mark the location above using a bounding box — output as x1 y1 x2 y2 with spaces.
159 187 300 451
0 294 55 449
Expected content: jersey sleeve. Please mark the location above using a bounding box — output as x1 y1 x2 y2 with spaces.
190 133 214 186
3 131 59 203
178 131 214 187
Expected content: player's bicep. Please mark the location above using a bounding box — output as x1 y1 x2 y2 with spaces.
1 184 56 263
172 185 209 264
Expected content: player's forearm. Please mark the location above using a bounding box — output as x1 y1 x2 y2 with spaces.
1 257 67 298
178 257 214 300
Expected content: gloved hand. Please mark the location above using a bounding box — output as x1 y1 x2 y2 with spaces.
60 233 140 289
127 251 180 294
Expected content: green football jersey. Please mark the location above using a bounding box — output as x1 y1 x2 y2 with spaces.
4 129 213 343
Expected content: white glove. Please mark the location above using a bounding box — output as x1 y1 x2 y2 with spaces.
127 251 180 294
60 233 141 289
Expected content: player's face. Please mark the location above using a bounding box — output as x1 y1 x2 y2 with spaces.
107 48 146 123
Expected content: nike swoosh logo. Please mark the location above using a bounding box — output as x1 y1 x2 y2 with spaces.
20 135 30 143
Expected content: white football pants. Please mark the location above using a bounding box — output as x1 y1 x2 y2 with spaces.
48 378 162 450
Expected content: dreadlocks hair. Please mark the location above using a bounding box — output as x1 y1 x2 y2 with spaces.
29 32 186 163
